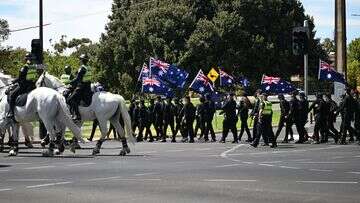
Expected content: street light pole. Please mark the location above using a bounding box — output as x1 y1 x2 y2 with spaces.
304 20 309 96
335 0 346 79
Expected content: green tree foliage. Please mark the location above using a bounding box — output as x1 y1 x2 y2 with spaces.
347 38 360 88
0 48 27 76
95 0 328 97
321 38 335 54
0 18 10 45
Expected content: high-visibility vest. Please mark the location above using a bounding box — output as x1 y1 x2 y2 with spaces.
26 67 38 82
82 66 92 83
262 101 273 115
60 74 71 85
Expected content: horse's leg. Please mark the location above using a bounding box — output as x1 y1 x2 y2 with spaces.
110 118 130 156
40 120 56 157
21 123 34 148
0 131 4 152
54 123 66 155
92 119 108 155
9 123 20 156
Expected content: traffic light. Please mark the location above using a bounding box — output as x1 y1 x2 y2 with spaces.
31 39 43 64
292 29 309 56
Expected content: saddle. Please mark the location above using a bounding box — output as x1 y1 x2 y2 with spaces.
15 93 28 107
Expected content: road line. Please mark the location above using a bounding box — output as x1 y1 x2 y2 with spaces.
296 162 345 164
193 148 211 151
260 161 283 164
67 162 96 167
166 149 185 152
139 151 158 154
215 164 243 168
0 188 13 192
88 176 123 181
242 162 254 164
204 179 257 182
134 172 158 176
26 181 72 189
220 144 246 162
331 156 344 159
114 178 161 181
296 181 358 184
347 172 360 175
279 166 300 169
258 164 275 167
23 165 55 170
292 159 312 162
309 169 333 172
0 169 9 172
353 155 360 158
7 179 58 182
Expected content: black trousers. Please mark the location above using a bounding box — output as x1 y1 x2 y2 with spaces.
174 119 183 138
252 117 258 139
340 118 356 142
252 116 275 147
181 121 194 142
275 116 293 141
327 120 339 141
154 120 163 139
144 121 154 141
313 118 327 142
163 120 175 140
239 118 251 141
222 119 238 142
204 119 216 141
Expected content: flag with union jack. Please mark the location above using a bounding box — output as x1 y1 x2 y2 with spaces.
189 70 214 94
137 63 150 81
142 76 174 97
219 69 234 87
149 57 188 88
261 75 296 94
318 60 346 84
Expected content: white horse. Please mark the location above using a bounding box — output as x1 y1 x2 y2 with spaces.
0 72 35 151
36 72 134 156
0 87 85 156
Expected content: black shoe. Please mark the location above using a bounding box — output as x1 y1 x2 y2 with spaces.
245 139 252 143
289 138 294 142
171 139 176 143
189 139 195 143
295 140 304 144
211 139 217 142
161 139 167 143
232 140 239 144
281 140 288 144
219 140 225 143
261 143 269 146
270 144 277 148
250 143 258 148
148 139 154 143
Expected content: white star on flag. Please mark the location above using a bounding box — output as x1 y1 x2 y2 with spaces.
149 87 154 92
327 73 332 79
266 86 271 90
199 87 205 92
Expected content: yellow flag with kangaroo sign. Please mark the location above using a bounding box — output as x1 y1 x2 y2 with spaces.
207 68 219 83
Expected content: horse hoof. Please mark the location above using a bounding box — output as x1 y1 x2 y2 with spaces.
8 150 17 156
40 141 47 148
124 147 130 154
42 149 54 157
119 150 126 156
92 148 100 156
54 149 61 155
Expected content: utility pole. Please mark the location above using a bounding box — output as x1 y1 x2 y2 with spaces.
335 0 346 79
304 20 309 96
39 0 43 64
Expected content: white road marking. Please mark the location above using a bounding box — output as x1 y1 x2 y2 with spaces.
258 164 275 167
260 161 283 164
0 169 9 172
134 172 158 176
242 162 254 164
309 169 333 172
23 165 55 170
220 144 246 162
67 162 96 167
139 151 158 154
291 159 312 162
296 162 345 164
296 181 358 184
353 155 360 158
114 178 161 181
215 164 243 168
347 172 360 175
331 156 344 159
279 166 300 169
204 179 257 182
166 149 185 152
26 181 72 189
88 176 122 181
0 188 13 192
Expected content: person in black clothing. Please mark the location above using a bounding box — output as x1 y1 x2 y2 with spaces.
67 54 92 121
136 100 148 142
237 97 252 142
298 92 310 141
162 97 176 142
220 93 238 143
250 90 262 138
6 53 37 120
288 92 306 144
309 94 328 144
195 96 207 141
275 94 293 143
173 98 183 139
337 88 357 144
324 94 339 143
144 99 155 142
131 101 140 138
204 94 217 142
180 96 196 143
354 91 360 145
154 96 164 141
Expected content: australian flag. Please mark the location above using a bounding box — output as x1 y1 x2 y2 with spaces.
261 75 296 94
137 63 150 81
149 57 189 88
318 60 346 84
238 76 250 88
142 77 174 97
189 70 214 95
219 69 235 87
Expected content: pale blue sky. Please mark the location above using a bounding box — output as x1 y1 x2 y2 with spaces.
1 0 360 50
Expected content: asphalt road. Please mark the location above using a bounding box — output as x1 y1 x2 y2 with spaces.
0 122 359 203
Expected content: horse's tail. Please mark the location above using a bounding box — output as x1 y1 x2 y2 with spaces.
118 96 135 144
56 94 84 143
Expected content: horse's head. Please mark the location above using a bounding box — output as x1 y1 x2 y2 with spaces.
36 72 64 90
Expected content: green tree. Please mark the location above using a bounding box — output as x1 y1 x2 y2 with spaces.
347 38 360 88
321 38 335 54
0 18 10 45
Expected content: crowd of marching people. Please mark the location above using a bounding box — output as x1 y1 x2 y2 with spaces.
127 87 360 148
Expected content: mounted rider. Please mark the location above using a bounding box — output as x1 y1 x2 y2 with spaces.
67 54 93 121
6 53 41 120
60 65 74 86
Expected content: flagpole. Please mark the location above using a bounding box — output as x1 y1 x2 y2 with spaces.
189 70 201 90
318 59 321 80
